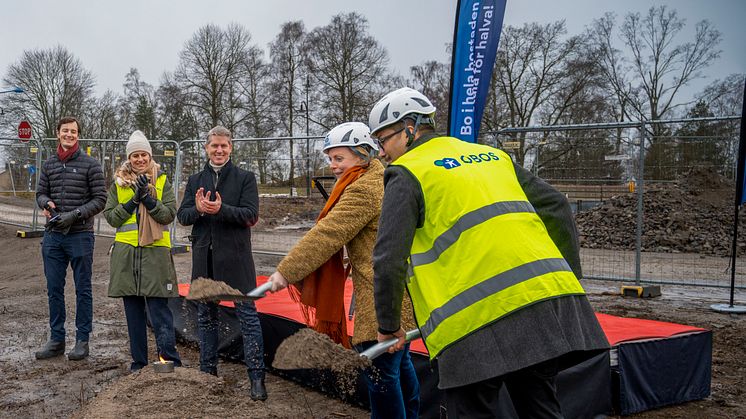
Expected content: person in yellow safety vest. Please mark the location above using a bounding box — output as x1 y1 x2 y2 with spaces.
103 130 181 372
369 88 610 418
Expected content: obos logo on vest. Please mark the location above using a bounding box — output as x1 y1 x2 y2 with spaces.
434 151 500 170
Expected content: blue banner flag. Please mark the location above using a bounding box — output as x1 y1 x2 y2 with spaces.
737 81 746 205
447 0 507 143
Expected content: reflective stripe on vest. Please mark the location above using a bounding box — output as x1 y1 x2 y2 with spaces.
394 136 585 359
115 174 171 248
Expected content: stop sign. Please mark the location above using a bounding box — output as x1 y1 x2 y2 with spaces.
18 120 32 142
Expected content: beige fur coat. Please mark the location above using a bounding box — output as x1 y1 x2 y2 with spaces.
278 159 416 345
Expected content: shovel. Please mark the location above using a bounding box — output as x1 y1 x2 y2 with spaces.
359 329 421 360
199 281 273 302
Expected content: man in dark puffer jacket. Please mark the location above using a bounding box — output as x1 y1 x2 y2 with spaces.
35 116 107 361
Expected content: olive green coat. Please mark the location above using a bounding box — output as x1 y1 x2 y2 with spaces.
277 159 416 345
104 176 178 298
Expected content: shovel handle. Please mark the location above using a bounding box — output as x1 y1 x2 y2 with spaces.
247 281 273 298
360 329 421 360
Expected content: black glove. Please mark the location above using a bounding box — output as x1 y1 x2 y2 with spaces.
130 175 148 205
55 211 79 230
136 174 150 202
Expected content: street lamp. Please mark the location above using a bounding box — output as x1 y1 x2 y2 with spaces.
0 86 24 116
0 86 24 94
299 75 311 197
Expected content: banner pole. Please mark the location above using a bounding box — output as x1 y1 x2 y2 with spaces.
446 0 463 136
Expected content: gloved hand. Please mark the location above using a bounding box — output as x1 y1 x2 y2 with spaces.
130 175 149 205
54 211 79 230
136 174 151 202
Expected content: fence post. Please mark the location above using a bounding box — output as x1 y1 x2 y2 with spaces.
635 122 646 285
31 139 42 231
306 137 311 197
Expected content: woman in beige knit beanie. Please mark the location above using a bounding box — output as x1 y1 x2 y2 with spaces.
103 130 182 371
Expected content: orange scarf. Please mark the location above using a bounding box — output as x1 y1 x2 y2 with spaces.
288 165 367 349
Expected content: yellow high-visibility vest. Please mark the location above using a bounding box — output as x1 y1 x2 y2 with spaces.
115 174 171 248
394 136 585 359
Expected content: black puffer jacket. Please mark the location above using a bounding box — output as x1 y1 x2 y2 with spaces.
36 148 107 233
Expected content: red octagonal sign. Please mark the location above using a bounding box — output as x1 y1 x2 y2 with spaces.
18 120 32 142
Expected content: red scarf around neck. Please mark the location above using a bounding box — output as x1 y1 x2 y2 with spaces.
288 165 368 348
57 141 80 162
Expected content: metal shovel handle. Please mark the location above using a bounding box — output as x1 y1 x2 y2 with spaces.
360 329 421 360
247 281 273 298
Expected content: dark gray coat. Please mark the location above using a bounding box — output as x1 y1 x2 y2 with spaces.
36 147 107 233
177 160 259 293
373 133 609 389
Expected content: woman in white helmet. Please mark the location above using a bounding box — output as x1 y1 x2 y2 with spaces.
269 122 420 419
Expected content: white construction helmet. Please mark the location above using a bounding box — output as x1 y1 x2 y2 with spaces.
323 122 378 152
368 87 436 135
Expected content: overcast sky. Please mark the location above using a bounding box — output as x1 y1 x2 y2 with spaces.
1 0 744 103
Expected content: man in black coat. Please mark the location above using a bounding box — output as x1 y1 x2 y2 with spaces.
35 116 107 361
177 125 267 401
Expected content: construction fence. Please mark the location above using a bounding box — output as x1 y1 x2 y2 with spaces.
0 115 743 289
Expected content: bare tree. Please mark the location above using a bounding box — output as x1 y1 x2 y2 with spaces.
121 68 158 139
269 21 306 190
82 90 127 139
409 60 451 131
304 12 390 128
156 72 199 143
594 6 722 129
489 21 593 164
2 45 95 138
236 46 280 184
175 23 252 132
697 73 744 118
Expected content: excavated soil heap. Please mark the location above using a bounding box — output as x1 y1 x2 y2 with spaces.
186 277 244 300
273 328 371 394
577 167 745 256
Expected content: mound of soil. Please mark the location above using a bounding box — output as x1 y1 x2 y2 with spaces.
186 277 243 300
273 328 370 395
254 196 324 231
577 167 745 256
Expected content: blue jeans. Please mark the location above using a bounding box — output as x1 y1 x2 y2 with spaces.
41 231 94 342
355 342 420 419
198 301 265 379
122 296 182 371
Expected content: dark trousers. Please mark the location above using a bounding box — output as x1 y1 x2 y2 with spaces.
197 301 265 379
122 296 182 371
354 342 420 419
41 231 94 342
444 359 563 419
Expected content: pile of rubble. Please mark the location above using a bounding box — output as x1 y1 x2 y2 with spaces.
576 167 746 257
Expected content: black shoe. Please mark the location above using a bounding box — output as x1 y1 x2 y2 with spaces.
250 378 267 401
67 341 89 361
35 340 65 359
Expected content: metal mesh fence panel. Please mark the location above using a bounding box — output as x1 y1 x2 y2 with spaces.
2 119 742 289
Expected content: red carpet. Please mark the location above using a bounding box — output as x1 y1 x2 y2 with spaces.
179 276 706 353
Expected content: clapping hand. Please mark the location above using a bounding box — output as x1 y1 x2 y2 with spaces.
196 188 222 215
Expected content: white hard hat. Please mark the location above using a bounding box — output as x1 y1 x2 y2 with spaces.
368 87 436 135
323 122 378 152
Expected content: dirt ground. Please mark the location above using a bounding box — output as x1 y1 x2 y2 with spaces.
1 220 745 418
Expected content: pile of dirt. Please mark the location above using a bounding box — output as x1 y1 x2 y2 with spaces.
186 277 243 300
273 328 371 395
577 167 746 256
254 196 324 231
